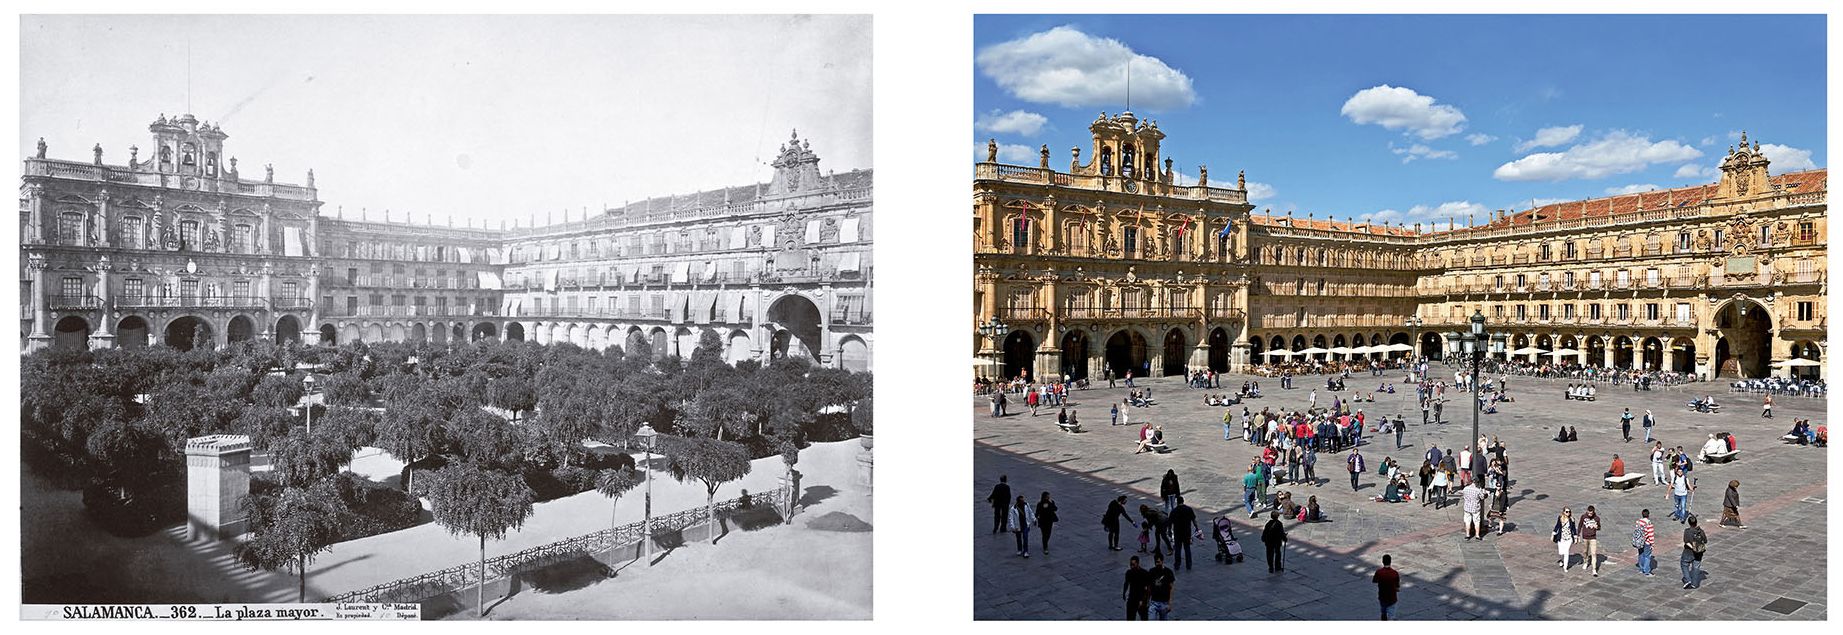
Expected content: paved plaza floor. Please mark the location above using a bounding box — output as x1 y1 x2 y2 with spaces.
973 371 1827 620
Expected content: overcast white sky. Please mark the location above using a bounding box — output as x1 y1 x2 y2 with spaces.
20 14 872 227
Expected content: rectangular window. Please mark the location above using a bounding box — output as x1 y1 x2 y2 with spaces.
281 282 297 300
1492 305 1504 318
1646 268 1660 286
1494 274 1505 289
1515 274 1527 288
1797 302 1814 322
368 293 383 306
347 297 359 314
347 268 359 285
1589 304 1602 320
59 213 84 245
1678 303 1693 324
1590 270 1603 286
1798 221 1815 242
1564 242 1577 259
120 216 143 248
1538 304 1550 320
1540 243 1552 260
1515 305 1527 321
1760 225 1772 247
392 295 406 306
1616 269 1631 286
1678 232 1691 251
124 278 143 300
1617 303 1630 320
1563 303 1575 319
1645 303 1659 321
180 220 200 248
232 224 254 253
181 279 200 300
61 276 84 298
1564 271 1576 286
1122 227 1138 255
1713 229 1724 247
233 280 251 299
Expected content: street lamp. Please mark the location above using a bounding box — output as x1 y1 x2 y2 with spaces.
977 316 1010 380
633 423 658 562
1404 315 1424 364
301 374 318 434
1463 310 1505 481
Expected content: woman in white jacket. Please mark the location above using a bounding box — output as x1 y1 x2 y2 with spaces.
1553 507 1580 571
1008 495 1037 557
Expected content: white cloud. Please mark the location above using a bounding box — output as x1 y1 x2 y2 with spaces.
1491 130 1702 181
1372 200 1490 226
1466 133 1497 146
1605 184 1660 195
1674 163 1719 180
1514 124 1583 153
1759 143 1818 171
975 25 1196 111
974 109 1049 136
1699 136 1719 147
1392 143 1457 163
1245 181 1277 201
1528 197 1571 208
975 141 1039 165
1339 85 1468 140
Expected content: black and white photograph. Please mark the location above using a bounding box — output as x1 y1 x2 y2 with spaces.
18 14 872 620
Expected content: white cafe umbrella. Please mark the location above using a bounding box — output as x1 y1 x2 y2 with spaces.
1263 349 1297 359
1771 358 1822 368
1550 348 1582 357
972 357 999 367
1298 347 1330 356
1350 345 1374 355
1328 346 1353 357
1509 346 1548 356
1386 343 1415 352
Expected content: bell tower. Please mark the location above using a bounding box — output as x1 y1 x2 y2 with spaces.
1082 112 1165 184
1715 131 1772 200
148 113 229 177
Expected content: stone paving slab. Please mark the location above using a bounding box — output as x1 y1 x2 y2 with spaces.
973 371 1826 620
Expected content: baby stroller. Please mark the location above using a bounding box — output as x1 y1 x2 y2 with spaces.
1212 516 1245 564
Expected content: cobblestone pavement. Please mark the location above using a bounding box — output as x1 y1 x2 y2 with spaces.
973 372 1827 620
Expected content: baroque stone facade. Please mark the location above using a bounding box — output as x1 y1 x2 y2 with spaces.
974 118 1824 380
21 115 874 371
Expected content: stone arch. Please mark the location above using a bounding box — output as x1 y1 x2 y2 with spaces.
766 294 823 364
54 315 91 351
648 327 668 360
726 329 753 365
163 315 212 351
838 335 870 373
227 315 256 344
1162 328 1188 376
1416 331 1439 359
387 323 407 342
1269 335 1285 352
1711 297 1772 378
319 323 338 345
1640 336 1664 372
363 323 384 343
588 325 607 350
1670 337 1698 374
1001 329 1037 381
410 323 428 343
1788 340 1821 379
472 322 499 342
1060 329 1091 381
116 315 150 349
505 322 525 341
1105 328 1150 379
452 323 466 343
674 326 696 358
275 315 302 345
1207 327 1231 373
1613 336 1634 369
1291 335 1307 352
1586 335 1606 366
340 323 361 344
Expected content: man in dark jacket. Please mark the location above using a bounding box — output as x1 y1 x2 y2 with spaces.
1681 515 1707 589
1122 556 1150 620
1160 470 1181 512
1103 495 1135 551
1169 496 1198 570
987 475 1011 534
1262 510 1288 572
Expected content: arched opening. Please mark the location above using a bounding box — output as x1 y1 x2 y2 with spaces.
1640 337 1664 372
472 322 499 342
766 295 823 363
1613 336 1634 369
1059 330 1090 381
319 324 338 346
431 323 448 345
505 322 525 342
116 316 149 350
54 316 91 351
1269 335 1285 353
1001 330 1036 381
340 324 360 345
1586 336 1606 366
674 326 696 358
1789 340 1822 380
1714 299 1772 378
1105 329 1149 379
1162 328 1188 376
1419 332 1441 360
362 323 383 343
386 324 406 342
1333 334 1347 349
163 316 212 351
452 323 466 343
275 315 301 345
1243 334 1263 366
410 323 428 343
1671 337 1697 374
227 315 255 344
726 330 754 365
838 336 870 373
624 328 647 357
1291 335 1307 352
649 328 668 360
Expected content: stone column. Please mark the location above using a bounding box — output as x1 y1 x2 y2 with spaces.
25 183 45 244
1600 334 1614 367
96 190 112 248
184 435 253 541
26 253 53 351
819 286 836 368
1662 343 1675 374
89 257 115 350
259 263 275 341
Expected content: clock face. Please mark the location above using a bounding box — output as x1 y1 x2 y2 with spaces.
1124 181 1138 193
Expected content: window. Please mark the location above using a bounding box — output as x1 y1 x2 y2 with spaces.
281 282 298 300
1797 302 1814 322
1173 231 1187 258
1011 217 1029 250
1492 305 1505 318
1099 146 1114 176
347 268 359 284
1538 304 1550 320
368 293 383 306
1540 243 1552 260
1122 227 1138 255
1616 269 1630 287
1515 274 1527 288
1515 305 1527 321
120 216 142 248
1589 304 1602 320
1678 232 1691 251
1645 303 1659 321
1564 241 1577 259
233 280 250 299
1797 221 1816 242
124 278 143 300
1646 268 1660 286
1617 303 1630 320
1760 225 1772 247
1494 274 1505 289
347 297 358 314
584 297 595 313
232 224 253 253
61 276 84 299
181 279 200 300
1713 229 1724 248
1316 278 1327 294
1564 271 1576 287
180 220 200 249
1538 273 1550 287
392 294 407 306
1677 303 1693 324
1563 303 1576 319
1590 270 1603 287
59 213 84 245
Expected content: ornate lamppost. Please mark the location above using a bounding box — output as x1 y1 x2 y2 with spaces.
1462 310 1506 481
634 423 658 562
977 316 1010 380
1404 315 1423 362
301 374 318 434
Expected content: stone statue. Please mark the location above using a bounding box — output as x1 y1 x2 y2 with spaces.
37 138 48 159
129 146 139 167
205 229 221 252
1039 144 1050 168
265 164 274 182
306 169 315 188
820 218 840 242
1238 170 1246 191
93 144 103 165
1198 165 1209 187
986 139 998 163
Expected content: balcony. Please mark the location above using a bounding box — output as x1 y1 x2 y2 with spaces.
1063 306 1203 320
999 306 1050 321
271 298 315 310
831 308 873 326
115 296 270 309
46 294 102 310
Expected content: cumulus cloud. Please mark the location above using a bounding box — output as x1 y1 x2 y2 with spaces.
1491 131 1701 181
1245 181 1277 201
1514 124 1583 153
1371 200 1490 226
1466 133 1498 146
975 141 1039 165
975 26 1196 111
1673 163 1719 180
1340 85 1468 140
975 109 1050 136
1392 143 1457 163
1605 184 1660 195
1759 143 1818 171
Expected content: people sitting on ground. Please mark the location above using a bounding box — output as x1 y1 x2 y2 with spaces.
1274 490 1298 518
1304 495 1326 522
1066 410 1080 429
1149 425 1166 449
1568 426 1579 442
1057 408 1068 426
1377 474 1410 503
1699 433 1729 461
1605 454 1625 478
1787 420 1811 444
1816 424 1829 446
1134 423 1154 454
1555 426 1573 443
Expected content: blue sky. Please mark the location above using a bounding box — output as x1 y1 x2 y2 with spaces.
974 14 1826 228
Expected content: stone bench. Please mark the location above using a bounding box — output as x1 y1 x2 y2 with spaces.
1603 473 1645 490
1782 434 1806 444
1056 421 1083 434
1146 441 1172 454
1702 450 1738 464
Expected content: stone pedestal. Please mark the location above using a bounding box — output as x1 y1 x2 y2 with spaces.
856 436 874 490
185 434 253 541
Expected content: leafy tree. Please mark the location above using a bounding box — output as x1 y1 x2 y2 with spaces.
236 480 346 602
448 409 524 472
319 371 372 406
205 366 260 402
594 465 642 531
489 377 536 419
424 463 535 618
251 374 305 409
235 406 298 450
664 436 751 541
269 428 354 488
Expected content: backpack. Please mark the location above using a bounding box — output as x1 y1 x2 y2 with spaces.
1631 524 1645 549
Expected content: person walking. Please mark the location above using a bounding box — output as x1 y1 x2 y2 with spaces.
1262 510 1288 573
1395 416 1406 449
1147 553 1176 620
1035 492 1059 555
1007 495 1036 557
1650 442 1668 486
1553 507 1579 572
1670 468 1694 523
1633 509 1657 576
1302 445 1319 486
1122 556 1150 620
1103 495 1135 551
1160 470 1181 513
1621 408 1634 443
1641 409 1655 443
1373 554 1401 621
1681 515 1707 589
1433 399 1443 423
1720 480 1746 529
1762 393 1774 418
987 475 1011 535
1169 496 1199 570
1579 506 1604 576
1347 447 1366 492
1421 400 1431 426
1241 466 1261 518
1460 479 1486 540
